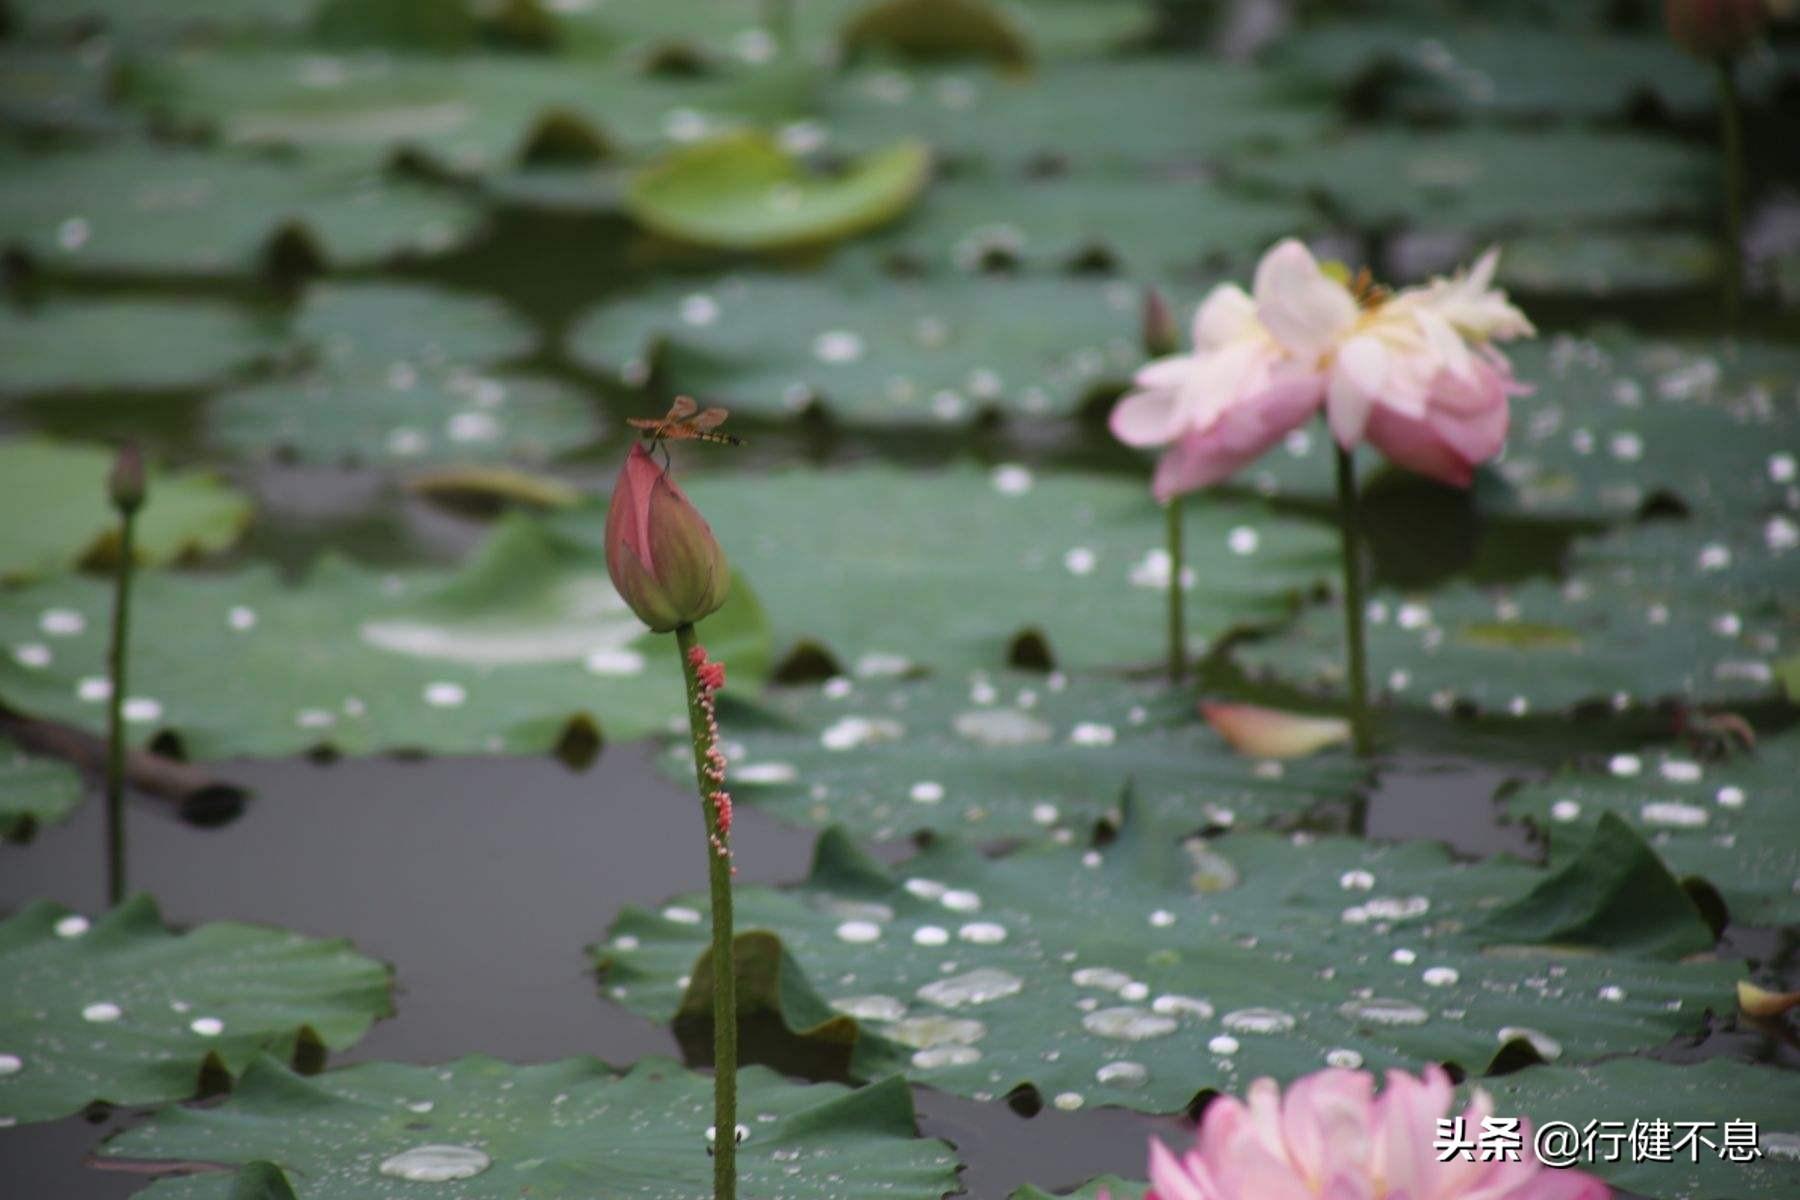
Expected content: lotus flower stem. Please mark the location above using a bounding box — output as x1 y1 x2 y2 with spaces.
104 453 143 907
1714 56 1746 325
104 513 136 905
1164 498 1186 683
1333 445 1372 757
675 623 737 1200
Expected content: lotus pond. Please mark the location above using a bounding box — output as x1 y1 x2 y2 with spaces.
1 1 1798 1198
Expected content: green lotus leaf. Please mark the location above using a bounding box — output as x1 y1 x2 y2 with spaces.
841 0 1034 69
0 895 391 1125
0 438 254 583
567 269 1172 423
1476 813 1716 959
0 143 483 278
595 808 1737 1113
0 47 131 139
101 1055 961 1200
547 464 1337 672
821 58 1330 173
695 670 1366 842
1240 128 1710 232
1477 1058 1800 1199
625 132 931 251
0 298 276 399
204 282 603 466
1490 228 1720 298
865 172 1317 276
1267 23 1795 121
277 280 541 366
0 733 83 842
1503 732 1800 928
210 369 604 466
128 48 812 180
3 0 314 44
0 515 769 759
553 0 1154 63
1236 516 1794 716
1489 336 1800 520
223 1163 298 1200
311 0 479 52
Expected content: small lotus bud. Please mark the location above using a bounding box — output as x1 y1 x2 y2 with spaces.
1666 0 1769 59
108 442 146 515
1141 287 1179 358
604 444 729 632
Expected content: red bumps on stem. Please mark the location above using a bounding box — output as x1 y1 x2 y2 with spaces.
675 628 739 1200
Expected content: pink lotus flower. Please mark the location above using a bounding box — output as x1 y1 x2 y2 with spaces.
1109 241 1532 495
1129 1066 1609 1200
1108 253 1329 501
1258 241 1533 489
1354 343 1524 489
1366 251 1534 487
604 443 730 632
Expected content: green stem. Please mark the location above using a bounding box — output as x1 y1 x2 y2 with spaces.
675 623 736 1200
105 511 137 907
1714 57 1746 327
1333 445 1372 758
1164 498 1186 683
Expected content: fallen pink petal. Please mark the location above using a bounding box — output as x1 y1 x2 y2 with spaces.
1200 701 1352 759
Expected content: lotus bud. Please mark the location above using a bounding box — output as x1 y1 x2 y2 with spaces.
1141 286 1179 358
605 444 729 632
1666 0 1770 58
108 442 146 515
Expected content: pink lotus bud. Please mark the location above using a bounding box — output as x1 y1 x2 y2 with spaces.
108 442 146 514
1141 286 1179 357
1666 0 1769 58
604 444 729 632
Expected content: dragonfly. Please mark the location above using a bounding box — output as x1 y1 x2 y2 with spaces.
626 396 744 460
